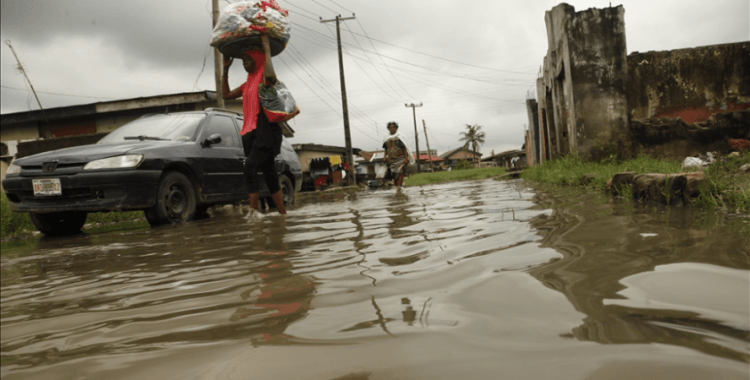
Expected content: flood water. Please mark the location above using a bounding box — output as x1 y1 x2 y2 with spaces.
1 178 748 380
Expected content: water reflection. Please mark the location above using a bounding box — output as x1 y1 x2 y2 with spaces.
527 186 750 362
1 180 747 379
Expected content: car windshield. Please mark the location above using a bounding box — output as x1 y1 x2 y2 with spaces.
98 114 206 144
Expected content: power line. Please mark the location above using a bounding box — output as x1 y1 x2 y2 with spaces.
340 23 405 102
279 52 381 144
1 85 116 100
310 0 338 14
277 56 341 115
346 29 537 75
284 1 321 18
292 21 534 85
328 0 354 14
351 19 418 100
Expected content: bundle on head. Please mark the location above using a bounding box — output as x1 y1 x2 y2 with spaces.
210 0 291 57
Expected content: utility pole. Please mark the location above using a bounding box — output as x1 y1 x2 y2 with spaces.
422 119 434 172
321 14 356 186
405 102 422 173
5 40 47 121
212 0 225 109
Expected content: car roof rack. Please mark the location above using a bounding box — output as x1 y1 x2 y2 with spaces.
205 108 242 116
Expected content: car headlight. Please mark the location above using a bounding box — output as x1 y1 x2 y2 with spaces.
84 155 144 170
6 163 21 175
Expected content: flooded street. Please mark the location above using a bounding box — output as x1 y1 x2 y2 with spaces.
1 178 748 379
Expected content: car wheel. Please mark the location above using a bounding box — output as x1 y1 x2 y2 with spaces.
145 171 197 226
279 174 294 207
29 211 87 236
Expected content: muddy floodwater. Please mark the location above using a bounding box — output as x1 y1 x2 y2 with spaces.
1 179 749 379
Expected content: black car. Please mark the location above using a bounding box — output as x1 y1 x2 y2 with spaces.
2 109 302 235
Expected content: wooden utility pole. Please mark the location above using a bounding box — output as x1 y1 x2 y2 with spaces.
405 103 422 173
321 15 356 186
212 0 225 109
5 40 47 121
422 119 434 172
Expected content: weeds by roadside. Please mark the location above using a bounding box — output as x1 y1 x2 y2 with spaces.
1 192 146 240
1 193 35 239
692 153 750 213
521 154 687 190
522 152 750 213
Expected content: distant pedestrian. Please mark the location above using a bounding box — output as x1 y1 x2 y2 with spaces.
223 35 286 217
382 122 415 190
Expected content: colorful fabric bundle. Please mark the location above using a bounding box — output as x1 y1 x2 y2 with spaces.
210 1 291 56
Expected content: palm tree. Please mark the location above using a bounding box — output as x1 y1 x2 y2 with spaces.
459 124 485 160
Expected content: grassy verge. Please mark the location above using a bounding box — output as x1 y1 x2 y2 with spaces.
1 192 35 239
521 154 686 190
404 167 507 187
1 192 146 240
521 153 750 213
692 153 750 212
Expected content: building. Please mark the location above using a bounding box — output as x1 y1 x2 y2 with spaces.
482 150 526 170
439 147 482 168
413 153 443 172
525 3 749 164
292 143 362 190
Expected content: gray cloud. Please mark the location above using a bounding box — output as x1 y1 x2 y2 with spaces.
2 0 748 153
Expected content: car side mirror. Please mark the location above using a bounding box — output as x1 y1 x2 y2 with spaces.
203 134 222 147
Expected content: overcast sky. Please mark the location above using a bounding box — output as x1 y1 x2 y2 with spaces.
1 0 748 155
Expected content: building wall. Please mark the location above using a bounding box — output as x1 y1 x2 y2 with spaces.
627 42 750 123
539 4 629 160
525 99 540 165
0 121 39 142
448 151 480 160
96 112 142 134
566 6 629 158
532 5 748 161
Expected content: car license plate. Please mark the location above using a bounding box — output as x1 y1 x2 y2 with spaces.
32 178 62 196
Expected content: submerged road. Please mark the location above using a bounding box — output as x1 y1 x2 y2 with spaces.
1 178 748 379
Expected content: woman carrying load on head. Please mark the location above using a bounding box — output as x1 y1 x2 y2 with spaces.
222 34 285 217
382 121 415 190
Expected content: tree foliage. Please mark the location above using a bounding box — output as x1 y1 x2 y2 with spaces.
459 124 485 154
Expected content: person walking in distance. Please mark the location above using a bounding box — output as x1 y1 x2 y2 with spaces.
223 35 286 217
382 122 415 190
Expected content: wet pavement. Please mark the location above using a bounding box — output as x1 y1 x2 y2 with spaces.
1 179 748 379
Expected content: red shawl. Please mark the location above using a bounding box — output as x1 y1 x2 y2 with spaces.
239 50 267 135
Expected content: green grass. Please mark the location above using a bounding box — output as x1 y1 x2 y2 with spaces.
522 152 750 213
692 152 750 213
404 167 507 186
1 192 35 238
1 191 146 240
521 154 686 190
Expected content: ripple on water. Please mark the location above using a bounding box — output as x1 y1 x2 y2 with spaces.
1 179 748 379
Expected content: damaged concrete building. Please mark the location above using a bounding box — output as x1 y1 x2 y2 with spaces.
526 3 749 165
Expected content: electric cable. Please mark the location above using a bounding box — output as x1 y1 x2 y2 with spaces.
1 85 116 100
